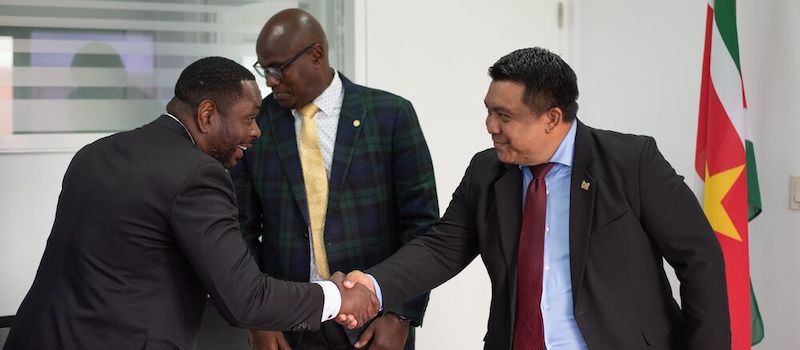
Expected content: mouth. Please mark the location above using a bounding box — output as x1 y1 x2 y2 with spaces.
235 144 252 160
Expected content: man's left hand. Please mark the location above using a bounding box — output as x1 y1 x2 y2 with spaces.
354 313 410 349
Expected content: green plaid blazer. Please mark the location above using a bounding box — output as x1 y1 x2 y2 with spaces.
230 74 439 326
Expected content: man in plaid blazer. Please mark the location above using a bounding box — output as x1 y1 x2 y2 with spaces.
230 9 439 350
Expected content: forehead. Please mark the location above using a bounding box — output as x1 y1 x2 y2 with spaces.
256 31 302 63
240 80 261 100
228 81 261 112
485 80 526 107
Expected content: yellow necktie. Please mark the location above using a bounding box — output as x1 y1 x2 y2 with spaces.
298 103 330 278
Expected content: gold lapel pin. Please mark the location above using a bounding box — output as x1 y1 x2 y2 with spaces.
580 180 590 191
353 119 361 128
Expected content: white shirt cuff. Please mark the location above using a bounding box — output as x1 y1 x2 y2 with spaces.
314 280 341 322
367 274 384 310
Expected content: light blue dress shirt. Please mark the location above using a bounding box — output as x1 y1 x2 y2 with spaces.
519 121 587 349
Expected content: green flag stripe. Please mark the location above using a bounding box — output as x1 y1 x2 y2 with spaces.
746 140 762 220
751 282 765 345
746 139 764 346
714 0 742 72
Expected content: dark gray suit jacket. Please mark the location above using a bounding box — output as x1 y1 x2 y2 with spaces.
6 115 324 350
369 121 730 350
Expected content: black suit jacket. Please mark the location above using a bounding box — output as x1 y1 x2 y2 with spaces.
6 116 324 350
369 121 730 350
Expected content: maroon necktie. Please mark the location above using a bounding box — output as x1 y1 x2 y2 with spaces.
513 162 554 350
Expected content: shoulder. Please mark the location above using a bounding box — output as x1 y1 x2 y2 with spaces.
466 148 509 180
585 124 653 150
470 148 500 165
581 123 656 163
341 74 414 111
80 119 223 185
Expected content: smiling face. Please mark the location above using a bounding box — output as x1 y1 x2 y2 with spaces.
206 80 262 168
484 80 563 166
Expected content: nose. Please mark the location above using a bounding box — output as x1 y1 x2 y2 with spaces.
486 114 499 134
265 74 280 88
251 122 262 139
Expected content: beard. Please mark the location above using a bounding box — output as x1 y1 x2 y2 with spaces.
207 121 239 169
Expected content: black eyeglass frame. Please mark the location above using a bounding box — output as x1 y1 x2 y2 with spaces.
252 43 316 81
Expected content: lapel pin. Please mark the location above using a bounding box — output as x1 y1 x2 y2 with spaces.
353 119 361 128
580 180 590 191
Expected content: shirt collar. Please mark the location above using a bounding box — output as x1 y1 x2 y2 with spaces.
549 120 577 167
518 120 577 170
292 70 343 117
164 113 195 145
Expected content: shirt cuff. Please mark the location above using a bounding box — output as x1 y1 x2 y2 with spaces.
367 274 383 310
314 280 341 322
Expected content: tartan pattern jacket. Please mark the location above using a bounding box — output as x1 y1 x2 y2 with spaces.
230 74 439 325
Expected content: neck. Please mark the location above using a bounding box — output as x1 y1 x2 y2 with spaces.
538 121 573 164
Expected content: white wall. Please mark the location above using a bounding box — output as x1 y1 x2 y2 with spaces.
739 0 800 348
0 134 109 316
357 0 564 348
0 152 73 316
572 0 800 348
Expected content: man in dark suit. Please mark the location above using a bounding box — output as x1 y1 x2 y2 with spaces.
231 9 439 350
5 57 378 350
344 47 731 350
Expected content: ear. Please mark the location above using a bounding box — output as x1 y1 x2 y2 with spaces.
544 107 563 133
308 43 324 65
196 100 216 133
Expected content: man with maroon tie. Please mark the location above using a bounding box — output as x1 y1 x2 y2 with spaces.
343 47 731 350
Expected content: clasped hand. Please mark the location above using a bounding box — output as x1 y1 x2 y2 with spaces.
330 271 379 329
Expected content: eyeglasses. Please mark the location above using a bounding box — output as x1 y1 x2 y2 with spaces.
252 43 316 81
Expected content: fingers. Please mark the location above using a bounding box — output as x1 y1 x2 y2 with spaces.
334 313 357 329
330 271 345 284
354 321 376 348
343 270 375 294
345 314 358 329
248 330 290 350
336 282 379 328
275 331 292 350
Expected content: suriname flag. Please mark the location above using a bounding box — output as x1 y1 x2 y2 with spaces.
694 0 764 348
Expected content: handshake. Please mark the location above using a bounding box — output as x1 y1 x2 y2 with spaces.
329 270 378 329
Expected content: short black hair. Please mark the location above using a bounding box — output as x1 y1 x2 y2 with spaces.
488 47 579 121
173 56 255 113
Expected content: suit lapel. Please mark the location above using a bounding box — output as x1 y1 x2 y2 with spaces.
569 121 596 311
267 101 310 226
328 75 365 205
494 163 523 319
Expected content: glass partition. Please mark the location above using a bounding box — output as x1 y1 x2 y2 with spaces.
0 0 350 137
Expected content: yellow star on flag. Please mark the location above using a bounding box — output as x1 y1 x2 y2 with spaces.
703 164 745 241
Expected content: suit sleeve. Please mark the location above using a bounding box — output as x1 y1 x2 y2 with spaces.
369 155 480 311
637 137 730 349
230 152 264 269
384 99 440 325
170 163 323 331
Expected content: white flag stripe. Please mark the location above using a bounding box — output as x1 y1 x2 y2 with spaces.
710 19 747 145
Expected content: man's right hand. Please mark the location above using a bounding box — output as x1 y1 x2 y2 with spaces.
342 270 375 293
248 330 291 350
330 271 379 329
